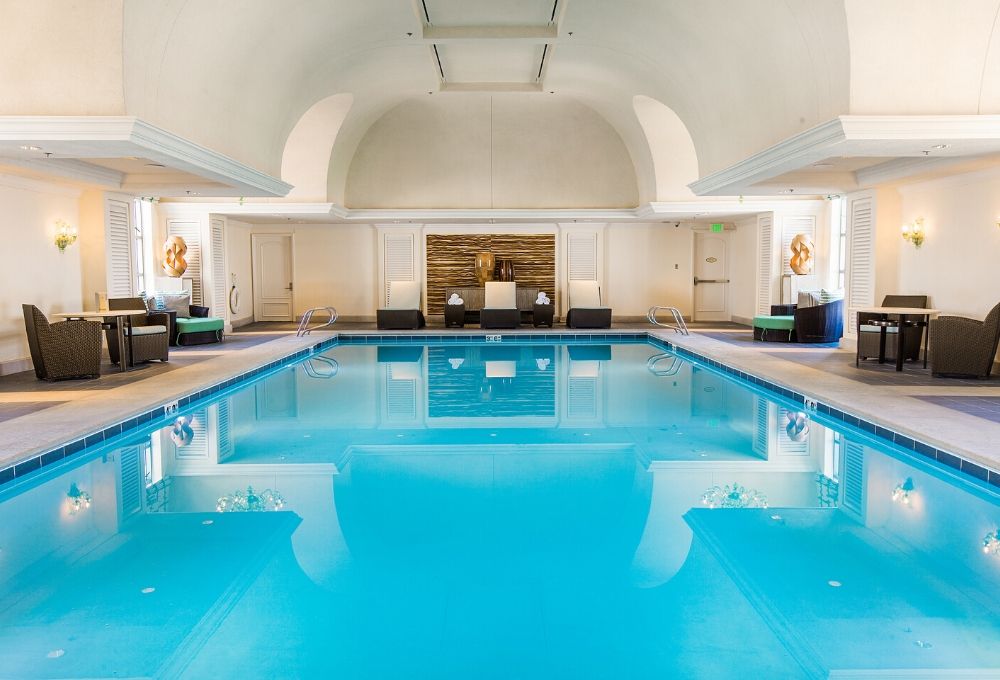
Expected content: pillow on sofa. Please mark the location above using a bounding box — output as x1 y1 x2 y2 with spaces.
797 290 821 309
159 292 192 318
818 289 845 304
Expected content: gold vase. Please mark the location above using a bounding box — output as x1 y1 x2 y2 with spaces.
475 252 495 285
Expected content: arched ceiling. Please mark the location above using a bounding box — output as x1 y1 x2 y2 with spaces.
121 0 851 202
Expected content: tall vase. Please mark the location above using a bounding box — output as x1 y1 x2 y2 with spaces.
475 252 495 285
497 260 515 282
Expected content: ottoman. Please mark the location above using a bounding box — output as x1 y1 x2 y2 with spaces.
176 316 225 346
752 315 796 342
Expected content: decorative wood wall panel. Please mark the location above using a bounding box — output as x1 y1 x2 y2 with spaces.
426 234 555 314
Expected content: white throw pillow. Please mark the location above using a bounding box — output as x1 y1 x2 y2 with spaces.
484 282 516 309
797 290 818 309
569 280 602 308
386 281 420 310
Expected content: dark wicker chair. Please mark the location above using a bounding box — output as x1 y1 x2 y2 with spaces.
793 299 844 343
930 302 1000 378
858 295 928 362
22 305 102 381
106 297 170 365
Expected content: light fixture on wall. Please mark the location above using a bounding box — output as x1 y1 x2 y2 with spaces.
901 218 926 248
66 483 92 514
983 530 1000 555
54 220 77 253
891 478 914 505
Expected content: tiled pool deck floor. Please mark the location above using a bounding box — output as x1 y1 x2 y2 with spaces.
0 322 998 477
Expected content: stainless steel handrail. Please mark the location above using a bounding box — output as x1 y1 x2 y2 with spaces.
647 352 682 376
296 306 338 336
647 306 689 335
302 355 339 379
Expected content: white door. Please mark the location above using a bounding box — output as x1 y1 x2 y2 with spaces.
252 234 294 322
693 231 730 322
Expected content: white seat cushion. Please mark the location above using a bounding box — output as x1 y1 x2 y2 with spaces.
386 281 420 310
569 280 603 309
485 360 516 378
126 325 167 336
484 282 516 309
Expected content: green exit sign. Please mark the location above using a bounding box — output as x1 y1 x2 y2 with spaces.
711 223 724 233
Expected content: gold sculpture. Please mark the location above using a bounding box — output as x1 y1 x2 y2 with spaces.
163 236 188 277
789 233 814 275
474 252 495 285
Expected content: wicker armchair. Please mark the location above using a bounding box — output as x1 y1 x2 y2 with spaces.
106 297 170 365
22 305 102 381
858 295 928 362
930 302 1000 378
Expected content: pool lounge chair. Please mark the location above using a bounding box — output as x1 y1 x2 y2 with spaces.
377 281 426 330
480 282 520 329
566 280 612 329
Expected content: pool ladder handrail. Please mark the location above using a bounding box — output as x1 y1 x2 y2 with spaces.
647 306 689 335
302 355 339 379
647 352 682 376
297 306 338 336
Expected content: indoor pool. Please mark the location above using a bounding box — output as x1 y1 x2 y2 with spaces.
1 339 999 679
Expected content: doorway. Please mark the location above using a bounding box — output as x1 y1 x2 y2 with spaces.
252 233 294 322
693 231 730 322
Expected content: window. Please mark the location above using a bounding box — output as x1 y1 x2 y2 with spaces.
133 198 155 295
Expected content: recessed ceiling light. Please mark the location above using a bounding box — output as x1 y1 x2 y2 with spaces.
19 145 41 151
931 144 950 150
145 162 166 168
812 162 834 168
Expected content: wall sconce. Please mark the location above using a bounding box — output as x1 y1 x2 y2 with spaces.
901 218 925 248
983 530 1000 555
54 220 78 252
67 483 92 514
891 478 914 505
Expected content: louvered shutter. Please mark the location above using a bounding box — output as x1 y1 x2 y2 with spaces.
105 197 134 297
167 220 204 305
840 440 866 518
385 367 417 421
209 218 227 319
118 445 142 519
383 233 415 306
781 215 816 275
175 408 208 459
752 397 769 458
216 398 234 462
757 214 773 315
845 195 875 335
567 377 598 420
567 232 598 281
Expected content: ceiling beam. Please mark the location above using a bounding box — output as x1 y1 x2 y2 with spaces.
422 25 558 43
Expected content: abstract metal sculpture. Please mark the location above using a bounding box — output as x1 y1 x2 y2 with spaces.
163 235 188 277
789 233 814 275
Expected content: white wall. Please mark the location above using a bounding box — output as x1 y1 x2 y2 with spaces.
345 94 640 209
605 223 694 318
893 169 1000 320
226 219 254 326
0 176 84 373
730 217 758 323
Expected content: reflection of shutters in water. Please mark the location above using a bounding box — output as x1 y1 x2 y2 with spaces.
752 397 769 457
175 408 208 459
216 399 234 462
118 445 143 519
386 366 417 421
841 440 866 518
777 407 809 456
567 377 598 419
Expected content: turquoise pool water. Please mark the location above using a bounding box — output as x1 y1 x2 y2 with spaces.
1 340 999 679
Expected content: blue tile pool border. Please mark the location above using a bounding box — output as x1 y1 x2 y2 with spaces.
2 331 998 493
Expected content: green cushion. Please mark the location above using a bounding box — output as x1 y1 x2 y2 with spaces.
752 315 795 330
176 317 224 334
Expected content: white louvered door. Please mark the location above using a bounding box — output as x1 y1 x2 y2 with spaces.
757 213 774 315
565 230 602 314
105 196 135 298
209 217 227 320
167 219 204 304
781 215 817 275
383 232 415 306
845 194 875 336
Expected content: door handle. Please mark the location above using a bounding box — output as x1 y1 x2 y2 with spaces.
694 277 731 285
286 282 293 291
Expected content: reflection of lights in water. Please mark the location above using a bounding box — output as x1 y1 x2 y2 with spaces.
983 530 1000 555
827 580 842 588
141 587 155 594
891 478 914 505
700 483 768 509
216 486 286 512
67 483 92 515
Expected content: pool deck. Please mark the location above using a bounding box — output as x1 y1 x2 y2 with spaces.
0 322 998 482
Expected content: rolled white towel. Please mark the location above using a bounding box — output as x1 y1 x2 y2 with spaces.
535 292 551 305
447 294 464 305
